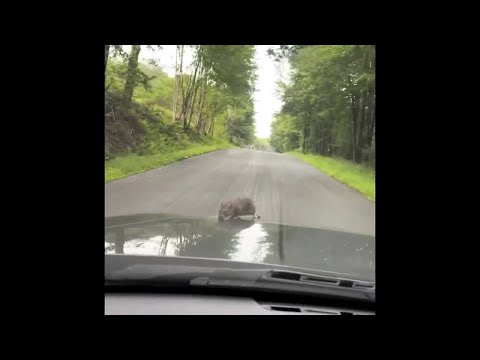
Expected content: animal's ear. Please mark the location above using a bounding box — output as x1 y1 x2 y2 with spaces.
228 204 233 208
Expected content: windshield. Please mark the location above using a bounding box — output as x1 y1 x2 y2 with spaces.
105 45 375 282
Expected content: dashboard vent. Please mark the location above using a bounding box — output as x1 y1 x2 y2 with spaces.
263 305 350 315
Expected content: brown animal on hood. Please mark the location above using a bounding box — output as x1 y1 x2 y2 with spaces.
218 197 260 221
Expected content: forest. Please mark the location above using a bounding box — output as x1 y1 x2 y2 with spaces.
105 45 257 161
105 45 375 185
270 45 375 168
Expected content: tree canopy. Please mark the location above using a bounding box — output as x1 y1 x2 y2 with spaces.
105 45 257 158
270 45 375 167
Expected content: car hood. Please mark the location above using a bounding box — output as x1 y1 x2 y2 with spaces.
105 213 375 281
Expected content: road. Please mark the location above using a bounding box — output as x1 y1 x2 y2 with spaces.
105 149 375 236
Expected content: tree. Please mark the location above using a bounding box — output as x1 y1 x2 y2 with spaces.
122 45 142 108
105 45 110 77
106 44 258 160
271 45 375 166
202 46 256 143
170 45 256 143
271 113 300 152
267 45 306 61
225 105 255 146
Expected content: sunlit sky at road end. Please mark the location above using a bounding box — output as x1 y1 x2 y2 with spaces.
120 45 290 138
253 45 290 138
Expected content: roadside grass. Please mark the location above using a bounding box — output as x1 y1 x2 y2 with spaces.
106 141 235 183
286 151 375 201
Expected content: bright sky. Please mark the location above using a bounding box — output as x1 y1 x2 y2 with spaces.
121 45 289 138
253 45 290 138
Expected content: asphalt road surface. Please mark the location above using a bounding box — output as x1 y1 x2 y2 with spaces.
105 149 375 236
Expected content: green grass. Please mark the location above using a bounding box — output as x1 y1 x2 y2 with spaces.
106 142 235 183
286 151 375 201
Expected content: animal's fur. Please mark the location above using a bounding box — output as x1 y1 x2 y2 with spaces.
218 197 260 221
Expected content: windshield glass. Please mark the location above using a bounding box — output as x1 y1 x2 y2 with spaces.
105 45 375 281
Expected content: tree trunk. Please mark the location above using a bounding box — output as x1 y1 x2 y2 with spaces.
208 116 214 135
180 76 191 128
315 125 320 154
354 50 371 164
172 46 180 122
319 133 323 155
105 45 110 115
105 45 110 78
181 53 201 130
122 45 141 109
305 124 310 152
187 69 201 129
356 90 367 163
350 93 357 162
196 78 207 131
179 53 196 127
364 93 375 148
173 46 185 122
302 123 307 154
207 105 217 135
348 74 358 162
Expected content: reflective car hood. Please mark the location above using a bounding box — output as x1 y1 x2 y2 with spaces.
105 214 375 281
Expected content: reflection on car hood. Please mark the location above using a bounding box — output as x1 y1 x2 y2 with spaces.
105 214 375 281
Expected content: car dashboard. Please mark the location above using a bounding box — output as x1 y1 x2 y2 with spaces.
105 293 375 315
